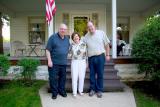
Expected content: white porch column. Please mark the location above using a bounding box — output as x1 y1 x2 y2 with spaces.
112 0 117 58
48 17 55 38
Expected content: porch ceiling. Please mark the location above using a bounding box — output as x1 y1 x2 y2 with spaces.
0 0 159 14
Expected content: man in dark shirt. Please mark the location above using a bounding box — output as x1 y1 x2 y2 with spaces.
46 23 70 99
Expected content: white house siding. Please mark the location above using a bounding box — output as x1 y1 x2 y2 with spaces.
10 12 48 56
55 3 106 35
10 17 28 56
130 16 144 44
106 11 146 43
10 17 28 43
9 3 159 55
142 3 160 18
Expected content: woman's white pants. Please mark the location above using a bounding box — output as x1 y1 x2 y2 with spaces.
71 59 86 95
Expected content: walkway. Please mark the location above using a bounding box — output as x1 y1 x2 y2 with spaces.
39 84 136 107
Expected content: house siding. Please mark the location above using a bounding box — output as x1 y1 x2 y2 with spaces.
10 17 28 56
9 3 159 56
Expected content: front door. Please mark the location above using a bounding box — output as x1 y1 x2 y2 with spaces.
71 15 90 37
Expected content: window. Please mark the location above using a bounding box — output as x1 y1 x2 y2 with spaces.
117 17 130 43
28 17 45 44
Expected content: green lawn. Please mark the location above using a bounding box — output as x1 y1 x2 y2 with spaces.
1 81 160 107
0 81 46 107
134 89 160 107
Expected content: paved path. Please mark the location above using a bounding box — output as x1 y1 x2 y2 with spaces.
39 84 136 107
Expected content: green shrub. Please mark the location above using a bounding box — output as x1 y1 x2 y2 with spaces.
132 16 160 81
18 58 40 86
0 54 10 76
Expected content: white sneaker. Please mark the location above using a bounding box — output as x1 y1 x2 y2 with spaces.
79 92 84 96
73 94 77 97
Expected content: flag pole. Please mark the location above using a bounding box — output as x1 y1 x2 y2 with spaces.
46 0 56 38
48 18 53 38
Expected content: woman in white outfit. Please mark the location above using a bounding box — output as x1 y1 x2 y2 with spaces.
70 32 87 97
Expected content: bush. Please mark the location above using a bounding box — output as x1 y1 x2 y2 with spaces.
132 16 160 81
17 58 40 86
0 55 10 76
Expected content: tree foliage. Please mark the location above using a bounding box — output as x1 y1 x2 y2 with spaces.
18 58 40 86
0 54 10 76
132 16 160 81
74 19 87 36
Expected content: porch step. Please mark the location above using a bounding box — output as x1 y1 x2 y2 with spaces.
66 73 121 80
66 63 115 68
65 79 124 92
48 59 124 92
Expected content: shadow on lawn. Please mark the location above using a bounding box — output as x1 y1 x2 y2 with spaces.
126 81 160 100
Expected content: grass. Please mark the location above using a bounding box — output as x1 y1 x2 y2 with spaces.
0 80 160 107
133 89 160 107
0 80 46 107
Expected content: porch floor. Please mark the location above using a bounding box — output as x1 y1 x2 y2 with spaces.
9 56 135 65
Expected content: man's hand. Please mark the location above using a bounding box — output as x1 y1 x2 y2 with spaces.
46 50 53 67
105 44 110 61
48 60 53 67
106 55 110 61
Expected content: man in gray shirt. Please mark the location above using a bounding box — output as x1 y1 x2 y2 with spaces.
84 21 110 98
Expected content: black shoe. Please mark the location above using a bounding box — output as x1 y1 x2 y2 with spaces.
52 95 57 99
59 92 67 97
89 90 95 97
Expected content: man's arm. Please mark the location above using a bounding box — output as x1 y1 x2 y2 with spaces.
105 44 110 61
102 31 111 61
46 49 53 67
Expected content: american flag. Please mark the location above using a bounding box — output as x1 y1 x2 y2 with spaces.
46 0 56 25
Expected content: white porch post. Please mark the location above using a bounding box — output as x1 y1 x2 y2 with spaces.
48 18 54 38
112 0 117 58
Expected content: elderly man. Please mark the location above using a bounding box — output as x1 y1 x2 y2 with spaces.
84 21 110 98
46 23 70 99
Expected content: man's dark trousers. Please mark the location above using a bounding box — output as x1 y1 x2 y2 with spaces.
48 64 67 96
88 53 105 92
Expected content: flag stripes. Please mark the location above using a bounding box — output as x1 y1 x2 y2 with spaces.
46 0 56 25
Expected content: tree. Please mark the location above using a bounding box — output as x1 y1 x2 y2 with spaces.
132 15 160 81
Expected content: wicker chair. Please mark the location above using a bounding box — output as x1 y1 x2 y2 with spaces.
40 44 46 56
11 41 26 56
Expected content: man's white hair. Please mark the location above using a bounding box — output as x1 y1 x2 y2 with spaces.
59 23 67 29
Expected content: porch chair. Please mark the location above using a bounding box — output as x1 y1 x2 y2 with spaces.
11 41 26 56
